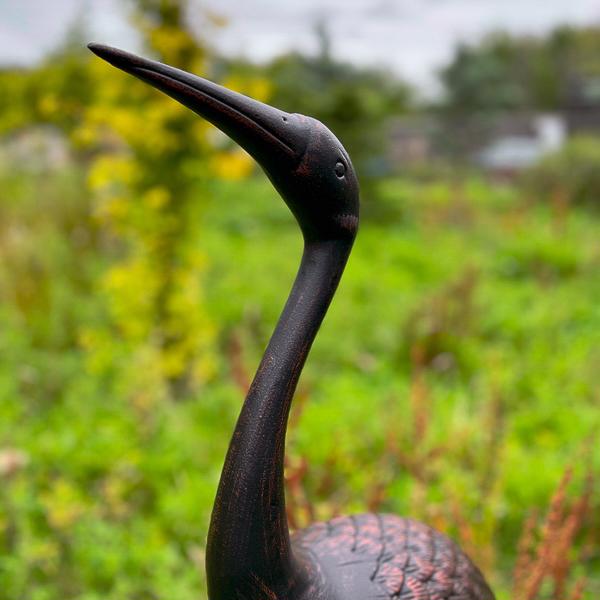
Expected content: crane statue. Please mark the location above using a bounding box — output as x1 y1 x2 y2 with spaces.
88 43 495 600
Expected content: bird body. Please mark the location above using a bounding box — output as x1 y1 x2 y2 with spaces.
89 43 495 600
293 514 493 600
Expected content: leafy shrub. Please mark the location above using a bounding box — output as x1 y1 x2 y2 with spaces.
523 137 600 210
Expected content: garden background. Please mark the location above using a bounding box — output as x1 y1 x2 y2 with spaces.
1 1 599 598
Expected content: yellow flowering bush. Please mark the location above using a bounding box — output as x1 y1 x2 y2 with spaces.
75 0 270 400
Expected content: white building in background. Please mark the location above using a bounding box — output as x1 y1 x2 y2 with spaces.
476 114 567 172
389 111 572 175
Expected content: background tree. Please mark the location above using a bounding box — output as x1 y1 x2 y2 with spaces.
439 25 600 114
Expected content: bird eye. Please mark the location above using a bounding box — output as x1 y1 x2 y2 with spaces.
334 161 346 178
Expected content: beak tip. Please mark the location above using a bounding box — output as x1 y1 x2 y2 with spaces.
87 42 135 71
87 42 107 57
87 42 118 66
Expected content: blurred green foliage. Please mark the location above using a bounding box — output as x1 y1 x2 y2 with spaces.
0 4 599 600
1 167 598 599
523 136 600 210
439 25 600 113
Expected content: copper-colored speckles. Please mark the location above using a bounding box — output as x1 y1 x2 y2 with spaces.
334 213 359 234
378 561 405 595
248 574 278 600
405 575 431 600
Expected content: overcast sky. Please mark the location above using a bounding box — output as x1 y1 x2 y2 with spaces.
1 0 599 93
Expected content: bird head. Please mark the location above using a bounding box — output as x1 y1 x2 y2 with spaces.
87 44 359 243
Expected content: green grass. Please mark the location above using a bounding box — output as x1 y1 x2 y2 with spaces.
0 168 598 599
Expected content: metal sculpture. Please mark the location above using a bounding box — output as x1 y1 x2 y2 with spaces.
88 43 495 600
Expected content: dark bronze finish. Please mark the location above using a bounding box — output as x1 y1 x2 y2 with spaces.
88 43 495 600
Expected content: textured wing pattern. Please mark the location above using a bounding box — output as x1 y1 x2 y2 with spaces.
292 513 495 600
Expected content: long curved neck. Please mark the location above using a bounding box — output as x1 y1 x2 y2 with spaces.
206 236 353 599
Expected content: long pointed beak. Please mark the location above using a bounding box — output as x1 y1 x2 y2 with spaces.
87 43 308 169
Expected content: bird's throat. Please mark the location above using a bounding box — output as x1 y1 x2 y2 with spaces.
206 238 353 600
